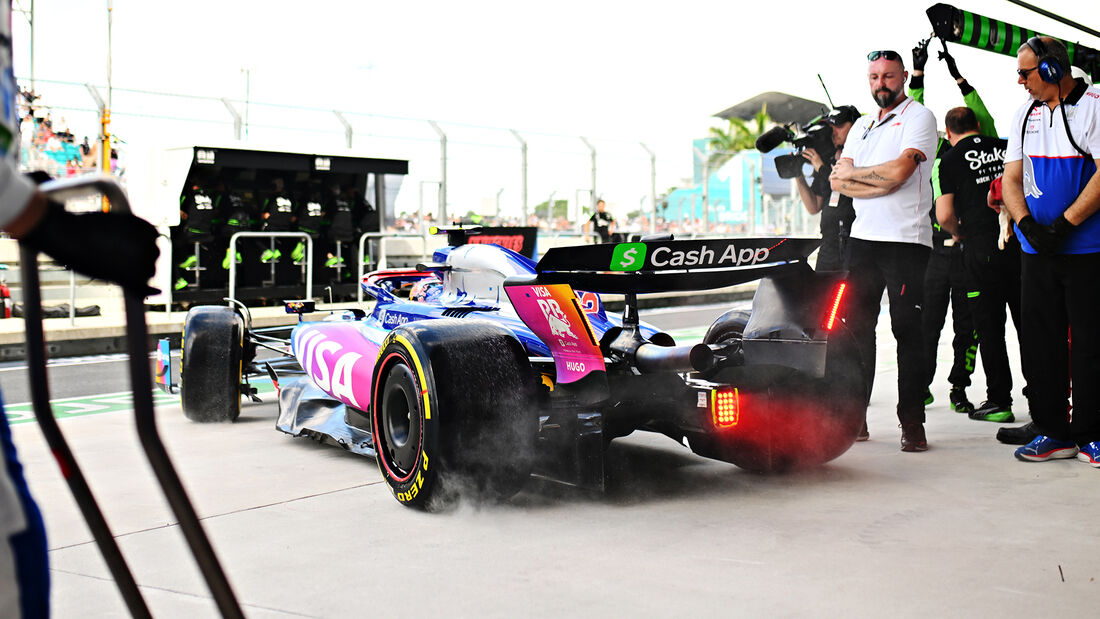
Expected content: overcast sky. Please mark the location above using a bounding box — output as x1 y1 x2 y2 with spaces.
11 0 1100 218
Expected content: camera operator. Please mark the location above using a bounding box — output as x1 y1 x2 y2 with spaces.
794 105 860 272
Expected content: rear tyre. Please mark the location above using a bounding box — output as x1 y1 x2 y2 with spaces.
181 306 244 422
703 308 750 348
371 319 537 510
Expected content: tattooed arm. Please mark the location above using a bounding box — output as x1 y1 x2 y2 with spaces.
830 149 927 193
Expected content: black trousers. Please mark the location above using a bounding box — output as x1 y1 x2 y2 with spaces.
1020 251 1100 444
816 231 850 272
962 237 1022 406
922 247 977 392
846 239 930 424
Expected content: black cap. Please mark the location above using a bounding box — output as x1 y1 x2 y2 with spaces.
825 105 860 126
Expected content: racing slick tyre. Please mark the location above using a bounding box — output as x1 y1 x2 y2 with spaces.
703 308 751 349
181 306 245 422
696 314 866 473
371 319 538 510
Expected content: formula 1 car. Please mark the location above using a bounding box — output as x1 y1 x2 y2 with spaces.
176 228 866 510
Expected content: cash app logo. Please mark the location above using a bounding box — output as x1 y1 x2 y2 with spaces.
610 243 647 271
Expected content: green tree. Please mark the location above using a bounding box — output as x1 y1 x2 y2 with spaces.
533 199 570 220
706 104 772 169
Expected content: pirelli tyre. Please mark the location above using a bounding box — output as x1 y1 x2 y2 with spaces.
703 308 751 350
370 319 537 510
181 306 245 423
696 315 866 473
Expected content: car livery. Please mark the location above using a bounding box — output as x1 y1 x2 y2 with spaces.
179 229 866 510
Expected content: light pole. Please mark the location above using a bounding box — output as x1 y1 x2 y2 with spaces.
640 143 657 234
580 136 596 214
495 187 504 220
428 121 447 222
574 188 591 234
418 180 441 232
13 1 34 91
510 130 528 221
693 147 742 233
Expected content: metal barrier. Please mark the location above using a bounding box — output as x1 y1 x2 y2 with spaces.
356 231 433 302
22 176 243 618
227 231 313 303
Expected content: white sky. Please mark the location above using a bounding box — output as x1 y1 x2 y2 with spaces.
10 0 1100 219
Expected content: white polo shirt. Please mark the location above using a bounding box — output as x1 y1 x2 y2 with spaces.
841 96 938 247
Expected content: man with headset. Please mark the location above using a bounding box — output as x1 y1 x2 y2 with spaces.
831 49 939 452
1002 36 1100 466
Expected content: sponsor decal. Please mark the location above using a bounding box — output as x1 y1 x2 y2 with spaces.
964 146 1005 170
381 311 410 327
469 234 525 252
1023 155 1044 199
577 291 600 314
536 296 577 340
505 284 605 384
650 243 770 268
611 241 773 271
395 451 430 503
610 243 647 271
293 326 379 409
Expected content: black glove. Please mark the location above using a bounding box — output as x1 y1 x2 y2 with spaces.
1017 215 1063 255
938 42 963 80
1048 214 1076 248
21 200 161 296
912 39 930 72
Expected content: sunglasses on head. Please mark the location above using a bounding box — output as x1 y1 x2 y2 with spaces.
867 50 902 62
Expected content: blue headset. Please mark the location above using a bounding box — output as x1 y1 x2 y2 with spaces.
1026 36 1064 84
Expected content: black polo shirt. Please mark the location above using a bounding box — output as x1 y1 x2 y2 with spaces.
938 134 1007 247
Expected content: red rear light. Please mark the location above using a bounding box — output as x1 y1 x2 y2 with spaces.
711 387 740 428
823 282 847 331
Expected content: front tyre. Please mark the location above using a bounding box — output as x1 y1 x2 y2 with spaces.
181 306 244 422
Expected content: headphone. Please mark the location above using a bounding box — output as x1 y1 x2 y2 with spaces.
1026 36 1064 84
1019 37 1090 158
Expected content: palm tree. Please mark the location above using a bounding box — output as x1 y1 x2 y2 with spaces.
705 104 772 168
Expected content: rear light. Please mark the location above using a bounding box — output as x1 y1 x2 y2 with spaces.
822 282 847 331
711 387 740 428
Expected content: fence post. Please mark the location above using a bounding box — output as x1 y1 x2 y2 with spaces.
220 98 242 140
510 129 527 222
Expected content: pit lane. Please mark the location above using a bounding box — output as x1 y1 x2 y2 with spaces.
6 303 1097 616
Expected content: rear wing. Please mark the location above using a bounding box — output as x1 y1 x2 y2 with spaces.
529 237 820 294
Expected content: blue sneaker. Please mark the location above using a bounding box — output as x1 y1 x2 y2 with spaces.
1015 436 1079 462
1077 442 1100 468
